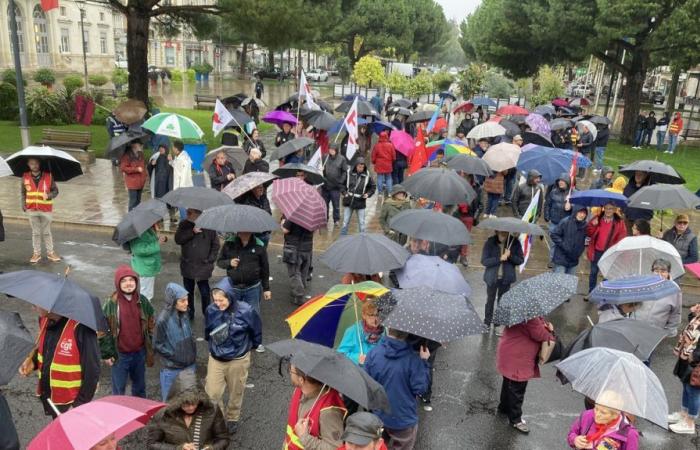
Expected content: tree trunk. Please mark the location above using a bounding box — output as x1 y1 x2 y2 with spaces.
306 50 310 71
619 50 648 144
239 42 248 77
267 50 274 69
287 48 292 73
347 36 356 65
665 65 681 114
126 9 151 104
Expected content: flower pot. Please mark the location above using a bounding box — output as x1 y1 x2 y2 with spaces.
195 72 202 82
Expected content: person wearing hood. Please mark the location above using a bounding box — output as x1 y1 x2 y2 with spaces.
379 185 410 245
243 147 270 174
371 131 396 197
586 203 627 295
623 171 653 233
153 283 197 401
205 288 262 435
594 125 610 171
341 158 376 235
364 329 431 450
370 93 383 116
322 145 349 226
591 167 614 190
662 214 698 265
147 370 230 449
129 223 166 302
545 173 574 262
148 144 173 201
481 231 525 333
208 151 236 191
100 265 155 398
567 391 639 449
551 206 588 275
666 111 683 154
511 169 544 219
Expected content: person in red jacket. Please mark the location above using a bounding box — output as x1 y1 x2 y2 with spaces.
120 141 148 211
586 203 627 295
371 131 396 198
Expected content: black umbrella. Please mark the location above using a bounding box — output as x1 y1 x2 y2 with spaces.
227 108 254 127
162 186 231 211
439 91 457 101
499 119 521 137
389 209 471 245
0 311 35 386
534 104 556 116
320 233 410 275
203 146 246 174
550 118 574 131
390 99 413 108
384 287 485 341
335 100 379 117
0 271 107 331
267 339 390 412
112 199 167 245
270 138 316 161
445 154 492 177
5 146 83 182
305 110 337 131
401 168 476 205
388 106 412 116
627 183 700 210
222 93 247 108
405 110 434 124
195 204 277 233
619 160 685 184
272 163 325 185
522 131 554 148
493 273 579 326
106 130 149 159
477 216 545 236
590 115 612 126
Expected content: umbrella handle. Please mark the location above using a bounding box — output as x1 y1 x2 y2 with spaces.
47 398 61 416
351 294 364 357
586 315 595 326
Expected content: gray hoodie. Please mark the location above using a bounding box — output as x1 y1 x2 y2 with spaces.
153 283 196 369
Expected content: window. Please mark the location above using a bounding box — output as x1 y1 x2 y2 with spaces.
100 32 107 54
60 6 66 16
165 46 175 66
99 12 105 21
7 4 24 54
83 30 89 54
60 28 70 52
33 6 49 55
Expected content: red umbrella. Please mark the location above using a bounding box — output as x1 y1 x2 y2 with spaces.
390 130 415 156
433 117 448 132
453 102 474 114
552 98 569 107
496 105 529 116
569 97 591 107
272 178 327 231
28 396 165 450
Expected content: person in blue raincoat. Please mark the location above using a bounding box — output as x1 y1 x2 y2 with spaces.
337 299 385 365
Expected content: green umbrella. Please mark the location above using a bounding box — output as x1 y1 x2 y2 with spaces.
142 113 204 140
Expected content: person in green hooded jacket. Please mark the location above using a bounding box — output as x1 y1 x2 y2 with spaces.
129 222 167 301
378 185 410 246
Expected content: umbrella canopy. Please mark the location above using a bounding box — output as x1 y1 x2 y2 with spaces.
493 273 578 326
589 274 681 305
439 91 457 101
389 209 471 245
619 160 684 184
420 103 438 112
6 145 83 182
227 108 254 127
516 146 573 185
598 235 685 279
320 233 409 275
525 113 551 136
0 156 13 177
388 106 412 116
453 102 474 114
142 113 204 140
0 311 34 386
467 122 506 140
550 118 574 131
305 110 338 131
555 347 668 428
270 137 315 161
272 163 325 186
446 154 492 177
522 130 554 147
401 168 476 205
627 183 700 210
262 110 298 126
106 129 149 159
272 177 327 231
28 396 165 450
328 117 369 135
222 171 277 200
534 104 556 116
558 107 577 117
431 141 475 158
384 287 485 341
113 99 147 125
496 105 529 116
336 100 379 117
0 271 107 332
481 142 521 171
241 97 266 108
286 282 389 348
569 189 627 208
552 98 569 107
202 146 246 174
161 186 231 211
405 110 434 124
576 120 598 140
390 130 415 156
590 115 612 126
497 119 521 137
112 199 168 245
470 96 497 107
195 204 277 233
477 216 545 236
396 254 472 297
569 97 591 107
390 98 413 108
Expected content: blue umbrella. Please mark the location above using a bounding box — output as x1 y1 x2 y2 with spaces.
561 149 592 168
517 146 573 185
589 274 680 305
368 120 396 134
328 117 369 134
396 254 472 297
470 96 497 107
569 189 627 207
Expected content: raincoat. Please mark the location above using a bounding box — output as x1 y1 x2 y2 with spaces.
204 297 262 361
496 317 553 382
567 408 639 450
378 196 411 245
171 150 193 190
551 212 587 268
120 150 148 190
337 321 385 365
544 173 573 224
153 283 196 369
511 169 544 218
371 132 396 174
129 228 162 277
591 166 614 190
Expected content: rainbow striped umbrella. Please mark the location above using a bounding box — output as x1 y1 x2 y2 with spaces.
285 281 389 348
427 139 475 160
142 113 204 140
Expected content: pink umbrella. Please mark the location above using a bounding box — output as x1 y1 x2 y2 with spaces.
496 105 529 116
28 396 165 450
272 178 327 231
685 262 700 280
390 130 415 156
552 98 569 107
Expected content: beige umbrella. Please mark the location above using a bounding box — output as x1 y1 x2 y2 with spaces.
481 142 521 172
113 99 147 125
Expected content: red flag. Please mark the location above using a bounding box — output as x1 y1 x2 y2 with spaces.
40 0 59 12
408 127 428 175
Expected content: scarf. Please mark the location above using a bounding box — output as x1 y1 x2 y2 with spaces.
674 313 700 360
586 414 621 445
363 320 384 345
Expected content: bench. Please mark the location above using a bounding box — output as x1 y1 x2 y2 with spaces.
684 129 700 140
92 88 117 98
38 129 92 152
193 94 218 110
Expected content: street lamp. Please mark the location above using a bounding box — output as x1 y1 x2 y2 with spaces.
7 0 30 147
75 0 89 89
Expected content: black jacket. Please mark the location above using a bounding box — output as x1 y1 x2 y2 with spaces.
217 235 270 290
243 158 270 174
275 130 295 147
342 168 376 210
174 219 220 280
243 139 267 159
481 235 524 286
0 393 19 450
238 191 271 215
147 153 173 199
595 127 610 147
282 220 313 253
322 153 348 190
208 161 236 191
544 174 573 225
551 214 587 268
623 182 654 221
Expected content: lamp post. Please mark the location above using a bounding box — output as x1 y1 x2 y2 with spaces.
8 0 30 147
76 0 89 88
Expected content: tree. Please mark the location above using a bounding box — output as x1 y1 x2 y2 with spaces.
353 55 385 87
405 71 433 99
432 71 455 92
335 56 352 83
483 70 513 99
385 72 408 95
530 65 564 106
457 63 485 99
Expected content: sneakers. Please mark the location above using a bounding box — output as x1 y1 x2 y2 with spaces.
227 421 239 434
669 420 696 434
512 421 530 434
46 252 62 262
423 404 433 412
29 253 42 264
667 411 685 424
459 256 469 268
255 344 266 353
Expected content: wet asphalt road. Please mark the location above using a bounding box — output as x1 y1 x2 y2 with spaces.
1 223 699 450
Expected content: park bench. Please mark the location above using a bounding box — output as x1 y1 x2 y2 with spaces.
92 88 118 98
38 129 92 152
684 129 700 140
193 94 218 110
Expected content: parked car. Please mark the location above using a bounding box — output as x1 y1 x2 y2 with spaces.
651 91 665 105
255 67 290 80
306 68 329 82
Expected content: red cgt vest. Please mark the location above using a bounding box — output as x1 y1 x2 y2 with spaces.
284 387 347 450
37 317 82 405
23 171 54 212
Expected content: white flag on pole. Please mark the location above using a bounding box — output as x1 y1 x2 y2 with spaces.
518 189 541 273
299 70 318 110
212 99 233 137
343 97 359 160
308 146 323 171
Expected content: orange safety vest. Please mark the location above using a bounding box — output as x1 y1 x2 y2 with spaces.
23 171 54 212
669 120 682 135
37 318 82 405
284 387 347 450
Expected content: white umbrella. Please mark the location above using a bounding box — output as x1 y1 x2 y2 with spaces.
0 156 12 177
466 122 506 140
598 235 684 280
556 348 668 428
576 120 598 140
481 142 521 172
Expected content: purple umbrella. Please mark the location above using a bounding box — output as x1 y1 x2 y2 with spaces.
525 113 551 136
262 110 298 127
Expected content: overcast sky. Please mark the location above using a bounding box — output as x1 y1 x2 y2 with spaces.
435 0 481 23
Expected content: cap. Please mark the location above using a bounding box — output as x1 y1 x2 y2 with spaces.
341 412 384 446
676 214 690 223
355 157 366 166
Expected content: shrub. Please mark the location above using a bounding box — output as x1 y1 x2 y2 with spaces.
385 72 408 95
405 71 433 99
2 69 26 87
171 69 183 82
88 74 109 87
200 62 214 74
33 68 56 86
62 74 84 97
352 55 385 87
111 68 128 87
185 69 196 82
432 71 455 92
335 56 352 84
26 86 69 125
0 82 18 120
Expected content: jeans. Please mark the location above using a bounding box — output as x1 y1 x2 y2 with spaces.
643 129 654 146
554 264 577 275
656 130 666 151
485 280 510 326
231 281 262 316
668 133 679 153
287 251 311 304
341 207 366 235
682 382 700 417
633 128 645 147
321 188 341 223
486 193 501 216
376 173 393 196
111 348 147 398
26 210 54 254
499 377 529 424
183 277 211 318
588 249 605 293
392 161 406 185
128 189 143 211
594 146 606 170
160 365 195 401
504 171 516 202
547 221 560 261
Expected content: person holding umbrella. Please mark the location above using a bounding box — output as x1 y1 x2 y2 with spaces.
22 157 61 263
322 145 349 227
662 214 698 266
567 391 639 449
551 206 588 275
283 218 314 306
586 203 627 296
481 231 524 333
669 302 700 434
276 122 296 147
208 150 237 191
622 171 653 234
483 170 506 219
341 158 377 235
544 173 574 262
120 141 148 211
635 259 682 338
337 299 385 366
147 144 173 205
